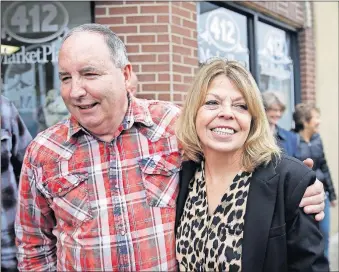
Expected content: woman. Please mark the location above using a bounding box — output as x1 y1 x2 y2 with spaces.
262 91 298 157
175 59 328 272
293 103 337 260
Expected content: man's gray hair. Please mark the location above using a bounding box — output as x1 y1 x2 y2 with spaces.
62 23 129 68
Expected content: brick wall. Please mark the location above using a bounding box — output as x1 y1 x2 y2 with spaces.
94 1 315 104
95 1 198 104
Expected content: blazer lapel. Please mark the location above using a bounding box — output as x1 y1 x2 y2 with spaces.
242 161 280 272
175 160 198 232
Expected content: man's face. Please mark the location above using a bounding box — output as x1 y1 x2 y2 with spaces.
58 32 130 137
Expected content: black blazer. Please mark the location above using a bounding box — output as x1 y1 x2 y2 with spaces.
175 155 329 272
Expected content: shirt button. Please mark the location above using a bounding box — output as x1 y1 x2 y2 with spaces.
58 188 62 193
120 230 126 236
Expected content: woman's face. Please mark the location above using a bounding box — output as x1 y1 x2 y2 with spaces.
195 74 252 158
304 109 321 134
266 103 284 126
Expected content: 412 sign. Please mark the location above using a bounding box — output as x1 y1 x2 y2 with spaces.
3 1 69 44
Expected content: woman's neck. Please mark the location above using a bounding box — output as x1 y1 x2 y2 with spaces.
300 129 313 143
204 151 243 185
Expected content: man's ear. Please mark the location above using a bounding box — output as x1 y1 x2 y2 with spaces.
122 63 132 85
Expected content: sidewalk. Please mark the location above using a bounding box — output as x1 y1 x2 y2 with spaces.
330 232 338 271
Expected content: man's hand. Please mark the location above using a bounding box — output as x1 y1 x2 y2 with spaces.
331 200 337 207
303 158 314 169
299 179 325 221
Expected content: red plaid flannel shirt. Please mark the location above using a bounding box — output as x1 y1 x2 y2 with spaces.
15 97 182 271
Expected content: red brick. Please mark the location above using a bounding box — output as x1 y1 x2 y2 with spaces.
158 74 170 81
172 6 191 18
142 44 169 53
173 74 182 82
173 54 182 63
109 6 138 15
140 25 168 33
96 17 123 25
173 84 189 92
173 45 191 56
171 35 181 44
157 34 169 43
173 64 191 74
127 35 155 43
142 64 170 72
183 37 197 48
126 16 155 24
181 2 196 12
158 54 170 62
172 15 182 26
138 74 156 82
182 19 196 29
126 44 140 53
129 54 156 63
143 83 170 91
110 25 138 34
157 15 170 24
141 5 169 13
95 7 106 15
172 25 191 37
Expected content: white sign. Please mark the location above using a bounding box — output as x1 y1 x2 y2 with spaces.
1 44 59 64
3 1 69 44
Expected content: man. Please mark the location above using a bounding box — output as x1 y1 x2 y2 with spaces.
1 96 32 272
16 24 325 271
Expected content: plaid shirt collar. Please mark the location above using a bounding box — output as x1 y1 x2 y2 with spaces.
66 94 154 142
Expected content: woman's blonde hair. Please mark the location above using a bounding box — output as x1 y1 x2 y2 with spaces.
176 58 281 171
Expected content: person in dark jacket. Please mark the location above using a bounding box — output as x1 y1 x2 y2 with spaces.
1 95 32 272
293 103 337 259
262 91 298 157
175 58 328 272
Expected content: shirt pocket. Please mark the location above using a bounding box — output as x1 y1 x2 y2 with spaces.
43 171 93 227
139 152 181 208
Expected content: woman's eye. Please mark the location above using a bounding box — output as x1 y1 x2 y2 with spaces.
205 100 218 106
234 104 248 110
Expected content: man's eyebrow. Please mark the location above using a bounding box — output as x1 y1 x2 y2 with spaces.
79 67 98 73
58 72 69 78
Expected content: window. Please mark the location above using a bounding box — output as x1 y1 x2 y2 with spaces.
198 2 249 68
1 1 92 137
198 2 299 130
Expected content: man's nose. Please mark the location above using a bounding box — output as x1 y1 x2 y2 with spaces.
69 78 86 99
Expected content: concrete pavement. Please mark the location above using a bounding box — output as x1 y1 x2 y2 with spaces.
330 232 338 271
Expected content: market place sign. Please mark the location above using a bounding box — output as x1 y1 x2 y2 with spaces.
1 1 69 64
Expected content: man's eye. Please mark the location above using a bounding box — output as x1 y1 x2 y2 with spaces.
85 73 98 78
61 76 71 82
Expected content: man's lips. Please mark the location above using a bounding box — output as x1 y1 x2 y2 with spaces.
76 102 98 109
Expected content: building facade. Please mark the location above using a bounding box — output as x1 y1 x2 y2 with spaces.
2 1 318 136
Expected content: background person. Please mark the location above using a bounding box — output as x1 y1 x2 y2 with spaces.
1 95 32 272
175 59 328 272
293 103 337 260
262 90 298 157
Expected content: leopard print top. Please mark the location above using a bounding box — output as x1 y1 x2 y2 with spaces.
176 161 252 272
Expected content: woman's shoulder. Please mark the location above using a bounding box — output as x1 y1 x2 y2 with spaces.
275 155 312 177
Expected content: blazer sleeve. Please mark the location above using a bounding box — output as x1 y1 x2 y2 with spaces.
318 137 337 201
285 169 329 272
